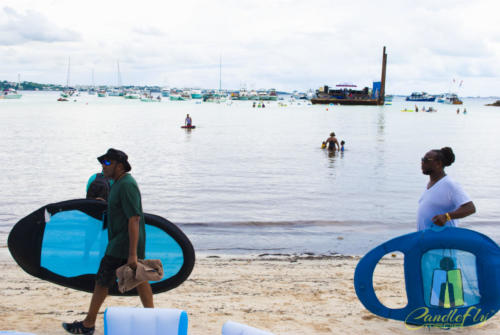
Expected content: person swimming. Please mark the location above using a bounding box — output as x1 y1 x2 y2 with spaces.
340 140 345 152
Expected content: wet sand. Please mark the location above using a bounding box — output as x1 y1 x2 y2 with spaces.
1 253 499 335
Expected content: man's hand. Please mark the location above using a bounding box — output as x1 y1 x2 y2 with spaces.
127 255 138 270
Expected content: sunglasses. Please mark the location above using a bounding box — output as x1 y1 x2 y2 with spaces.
421 157 435 163
102 159 112 166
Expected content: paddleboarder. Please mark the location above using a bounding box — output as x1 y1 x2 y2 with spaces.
185 114 192 127
63 148 153 335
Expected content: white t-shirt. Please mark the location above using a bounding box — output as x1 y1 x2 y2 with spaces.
417 175 471 231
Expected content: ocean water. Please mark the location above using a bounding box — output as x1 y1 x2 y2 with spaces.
1 92 500 255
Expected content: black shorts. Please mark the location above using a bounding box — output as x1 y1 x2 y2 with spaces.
96 255 127 288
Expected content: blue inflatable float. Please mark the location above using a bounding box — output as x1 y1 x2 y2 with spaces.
104 307 188 335
354 227 500 328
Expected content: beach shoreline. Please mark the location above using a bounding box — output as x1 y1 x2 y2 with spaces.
2 253 499 335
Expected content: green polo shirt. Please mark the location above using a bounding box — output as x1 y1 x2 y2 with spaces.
105 173 146 259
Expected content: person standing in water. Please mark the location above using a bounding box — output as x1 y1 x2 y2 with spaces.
185 114 192 126
417 147 475 231
325 132 340 152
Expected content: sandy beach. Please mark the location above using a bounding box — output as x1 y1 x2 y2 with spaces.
1 251 499 335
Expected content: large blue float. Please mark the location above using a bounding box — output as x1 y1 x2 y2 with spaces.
8 199 195 296
354 227 500 328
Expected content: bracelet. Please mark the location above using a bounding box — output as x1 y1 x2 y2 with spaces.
445 213 451 222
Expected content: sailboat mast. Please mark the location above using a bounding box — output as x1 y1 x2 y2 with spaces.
117 60 122 88
219 56 222 91
66 57 71 88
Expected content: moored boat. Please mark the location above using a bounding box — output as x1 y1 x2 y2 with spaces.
107 88 123 96
437 93 462 105
269 88 278 101
140 92 160 102
60 87 76 98
248 90 259 100
405 92 436 102
237 88 250 100
0 88 22 99
169 89 185 101
191 89 203 99
257 89 270 101
181 90 192 100
123 91 140 99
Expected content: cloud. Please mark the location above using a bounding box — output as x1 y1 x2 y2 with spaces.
132 25 166 36
0 7 81 45
1 0 500 95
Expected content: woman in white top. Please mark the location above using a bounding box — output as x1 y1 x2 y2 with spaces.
417 147 476 231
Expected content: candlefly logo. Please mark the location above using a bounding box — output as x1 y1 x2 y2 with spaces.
404 306 495 329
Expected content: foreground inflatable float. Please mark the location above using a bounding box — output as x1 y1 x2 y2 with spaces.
103 308 274 335
8 199 195 295
355 226 500 328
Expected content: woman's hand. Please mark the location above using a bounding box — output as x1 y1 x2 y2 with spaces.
432 214 447 226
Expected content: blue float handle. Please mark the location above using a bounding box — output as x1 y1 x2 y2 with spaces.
354 235 413 322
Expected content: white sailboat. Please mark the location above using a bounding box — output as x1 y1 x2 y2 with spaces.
0 88 22 99
59 57 75 101
108 61 124 96
88 69 96 95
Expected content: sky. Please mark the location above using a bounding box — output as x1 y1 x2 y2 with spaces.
1 0 499 96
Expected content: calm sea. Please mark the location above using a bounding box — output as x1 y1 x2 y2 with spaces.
1 92 500 255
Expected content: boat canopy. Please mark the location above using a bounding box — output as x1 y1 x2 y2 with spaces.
336 82 357 87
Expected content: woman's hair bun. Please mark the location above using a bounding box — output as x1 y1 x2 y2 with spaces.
440 147 455 167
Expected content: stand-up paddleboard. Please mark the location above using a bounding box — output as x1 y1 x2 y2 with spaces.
354 227 500 328
8 199 195 296
181 125 196 129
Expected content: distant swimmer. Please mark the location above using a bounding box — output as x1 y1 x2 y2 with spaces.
325 132 340 151
185 114 192 126
457 108 460 114
463 108 467 115
415 105 419 112
340 140 345 152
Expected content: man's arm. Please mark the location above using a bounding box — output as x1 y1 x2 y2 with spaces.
127 215 141 269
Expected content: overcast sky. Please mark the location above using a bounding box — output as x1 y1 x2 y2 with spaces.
1 0 499 95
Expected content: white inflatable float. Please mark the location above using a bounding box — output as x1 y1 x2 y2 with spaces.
104 307 188 335
222 321 275 335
